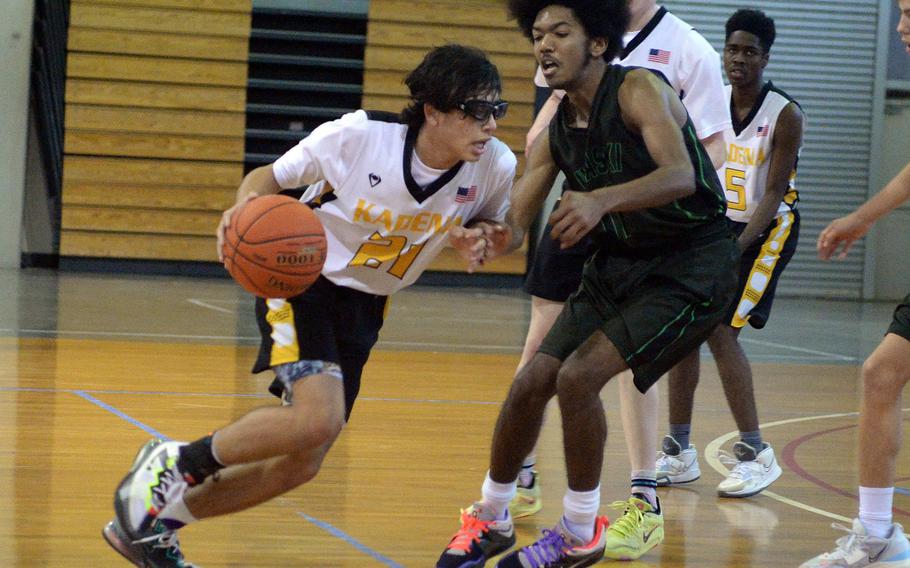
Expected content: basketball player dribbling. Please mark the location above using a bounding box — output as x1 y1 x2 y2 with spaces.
102 44 516 567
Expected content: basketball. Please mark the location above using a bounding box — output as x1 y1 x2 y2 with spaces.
221 194 327 298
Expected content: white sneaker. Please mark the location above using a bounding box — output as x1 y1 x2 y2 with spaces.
800 518 910 567
716 441 782 497
655 435 701 486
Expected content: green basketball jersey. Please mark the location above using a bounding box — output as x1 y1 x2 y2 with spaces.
548 65 727 253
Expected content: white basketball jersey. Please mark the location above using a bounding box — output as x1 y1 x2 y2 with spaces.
535 6 730 139
272 110 515 295
719 83 802 223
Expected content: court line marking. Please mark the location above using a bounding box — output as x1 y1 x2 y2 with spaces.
738 337 858 362
703 410 902 523
186 299 235 314
296 512 403 568
69 390 405 566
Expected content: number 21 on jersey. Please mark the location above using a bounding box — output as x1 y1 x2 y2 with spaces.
348 231 426 280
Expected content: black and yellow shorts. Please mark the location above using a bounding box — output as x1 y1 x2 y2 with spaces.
726 211 799 329
252 275 388 420
538 234 739 394
887 293 910 342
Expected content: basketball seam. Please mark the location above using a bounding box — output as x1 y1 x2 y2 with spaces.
237 201 318 245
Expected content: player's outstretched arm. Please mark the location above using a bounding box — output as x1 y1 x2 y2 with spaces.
216 165 282 261
818 161 910 260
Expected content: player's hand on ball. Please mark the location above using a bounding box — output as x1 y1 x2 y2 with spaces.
217 193 259 262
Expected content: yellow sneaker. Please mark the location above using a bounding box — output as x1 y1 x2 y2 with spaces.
509 470 542 519
603 495 664 560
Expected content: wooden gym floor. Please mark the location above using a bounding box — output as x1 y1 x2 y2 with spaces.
0 267 906 567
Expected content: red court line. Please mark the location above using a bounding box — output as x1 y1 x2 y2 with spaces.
782 422 910 518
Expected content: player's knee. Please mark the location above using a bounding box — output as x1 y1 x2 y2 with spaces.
511 356 558 403
280 450 328 489
555 362 595 403
291 406 345 450
862 355 909 398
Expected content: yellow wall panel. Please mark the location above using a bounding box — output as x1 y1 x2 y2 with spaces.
68 28 249 61
67 53 248 87
60 231 217 261
70 2 251 37
62 2 252 261
67 105 244 137
77 0 251 13
63 206 221 236
64 156 243 188
65 132 244 162
65 79 246 112
62 182 236 211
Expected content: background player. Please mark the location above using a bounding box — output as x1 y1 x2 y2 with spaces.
101 44 516 568
655 8 804 499
801 2 910 565
437 1 738 566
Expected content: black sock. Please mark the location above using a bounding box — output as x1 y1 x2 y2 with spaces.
177 435 224 485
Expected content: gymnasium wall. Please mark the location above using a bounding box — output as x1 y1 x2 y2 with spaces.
0 1 34 268
60 0 252 262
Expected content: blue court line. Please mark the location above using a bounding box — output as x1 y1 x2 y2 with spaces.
896 487 910 496
64 387 403 566
73 389 170 440
298 513 404 568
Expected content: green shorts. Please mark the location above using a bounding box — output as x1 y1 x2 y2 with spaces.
887 293 910 342
538 234 739 393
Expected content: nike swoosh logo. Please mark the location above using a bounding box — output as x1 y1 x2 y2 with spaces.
642 526 658 543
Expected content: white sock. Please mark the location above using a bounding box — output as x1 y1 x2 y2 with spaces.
859 486 894 538
562 486 600 543
482 471 516 520
158 494 198 529
518 454 536 487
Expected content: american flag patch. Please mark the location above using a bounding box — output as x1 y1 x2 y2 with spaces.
455 185 477 203
647 48 671 64
757 124 769 137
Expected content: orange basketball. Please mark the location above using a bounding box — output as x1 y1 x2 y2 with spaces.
222 194 327 298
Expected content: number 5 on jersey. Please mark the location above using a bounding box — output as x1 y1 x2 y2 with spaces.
724 167 747 211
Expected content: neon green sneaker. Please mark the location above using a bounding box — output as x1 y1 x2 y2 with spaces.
509 470 542 519
603 494 664 560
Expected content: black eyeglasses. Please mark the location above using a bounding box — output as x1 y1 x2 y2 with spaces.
458 99 509 122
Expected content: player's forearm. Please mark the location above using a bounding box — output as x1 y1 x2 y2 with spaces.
700 131 727 170
737 187 787 249
592 162 695 213
853 161 910 225
236 165 282 202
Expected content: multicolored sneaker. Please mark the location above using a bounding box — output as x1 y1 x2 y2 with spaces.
495 515 609 568
510 471 542 519
800 518 910 567
603 495 664 560
103 518 198 568
437 502 516 568
716 442 782 498
114 439 190 541
655 435 700 486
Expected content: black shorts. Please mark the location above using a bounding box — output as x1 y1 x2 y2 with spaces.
726 211 799 329
253 276 388 420
538 234 739 393
524 199 595 302
887 293 910 342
